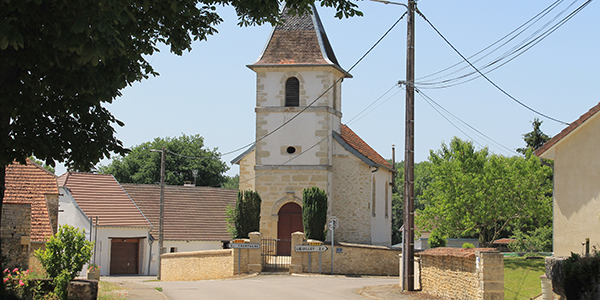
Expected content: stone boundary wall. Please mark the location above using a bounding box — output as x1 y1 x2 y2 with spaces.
290 232 400 276
161 249 234 281
1 203 31 270
418 247 503 300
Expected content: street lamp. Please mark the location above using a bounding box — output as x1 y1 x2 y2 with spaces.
192 169 198 186
150 147 166 279
371 0 416 291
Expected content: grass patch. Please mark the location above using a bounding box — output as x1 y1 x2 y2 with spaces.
98 281 126 300
504 257 545 300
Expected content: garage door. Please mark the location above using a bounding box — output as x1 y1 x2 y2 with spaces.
110 238 139 275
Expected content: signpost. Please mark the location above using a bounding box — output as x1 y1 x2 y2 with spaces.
228 241 260 274
328 216 339 274
295 245 328 252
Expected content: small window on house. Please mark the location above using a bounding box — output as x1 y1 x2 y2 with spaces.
285 77 300 107
170 247 177 253
372 177 376 217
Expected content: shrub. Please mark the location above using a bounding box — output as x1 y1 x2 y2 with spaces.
508 226 552 252
302 187 328 241
428 230 447 248
560 252 600 299
462 242 475 249
35 225 93 300
230 190 262 238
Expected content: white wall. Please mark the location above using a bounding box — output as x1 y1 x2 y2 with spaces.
370 168 393 246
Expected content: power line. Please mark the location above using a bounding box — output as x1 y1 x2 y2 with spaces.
416 0 587 89
414 87 519 156
417 7 575 125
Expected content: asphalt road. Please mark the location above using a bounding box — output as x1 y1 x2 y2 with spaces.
142 274 399 300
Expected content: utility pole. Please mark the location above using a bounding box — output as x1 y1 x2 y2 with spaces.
403 0 416 291
371 0 416 291
158 147 166 279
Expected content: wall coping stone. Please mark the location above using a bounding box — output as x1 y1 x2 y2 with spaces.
162 249 232 259
417 247 497 258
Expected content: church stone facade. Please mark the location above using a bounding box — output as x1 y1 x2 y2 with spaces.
232 5 393 246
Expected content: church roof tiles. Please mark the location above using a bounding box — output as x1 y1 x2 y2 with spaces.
335 124 392 170
249 5 351 78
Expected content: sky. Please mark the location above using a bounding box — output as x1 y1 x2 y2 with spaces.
54 0 600 177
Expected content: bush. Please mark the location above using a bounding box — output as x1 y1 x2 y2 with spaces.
35 225 93 300
229 190 261 238
428 230 447 248
462 242 475 249
302 187 328 241
560 252 600 299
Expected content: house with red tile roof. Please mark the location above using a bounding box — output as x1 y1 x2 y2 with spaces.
120 183 237 275
535 102 600 256
1 158 59 271
232 5 394 246
57 172 153 276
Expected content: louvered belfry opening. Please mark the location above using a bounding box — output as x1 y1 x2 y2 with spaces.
285 77 300 106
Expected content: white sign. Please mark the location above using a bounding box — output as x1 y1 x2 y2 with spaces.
328 216 339 230
295 245 328 252
228 243 260 249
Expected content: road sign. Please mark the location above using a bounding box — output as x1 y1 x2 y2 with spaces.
295 245 328 252
328 216 339 230
228 243 260 249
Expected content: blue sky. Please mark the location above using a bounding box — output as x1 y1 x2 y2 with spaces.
55 0 599 177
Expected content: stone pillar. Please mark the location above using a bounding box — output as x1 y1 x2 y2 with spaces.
290 232 305 274
248 232 262 273
477 250 504 300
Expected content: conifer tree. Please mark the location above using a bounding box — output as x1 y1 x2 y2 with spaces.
302 187 328 241
233 190 261 238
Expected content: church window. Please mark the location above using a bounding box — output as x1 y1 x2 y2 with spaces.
285 77 300 107
286 146 297 154
372 177 376 217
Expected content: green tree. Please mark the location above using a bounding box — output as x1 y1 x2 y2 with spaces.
29 157 55 174
0 0 362 293
517 118 551 154
221 175 240 189
302 187 328 241
416 137 553 246
231 190 262 238
428 229 447 248
99 134 228 187
391 161 433 244
35 225 93 300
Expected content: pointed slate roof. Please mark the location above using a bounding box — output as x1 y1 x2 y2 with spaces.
249 5 351 78
121 184 237 241
4 158 59 242
333 124 393 171
535 102 600 158
58 172 151 228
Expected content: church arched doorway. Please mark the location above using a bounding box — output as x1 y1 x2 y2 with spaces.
277 202 303 255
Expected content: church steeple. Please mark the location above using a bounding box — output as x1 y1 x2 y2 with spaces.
248 5 351 78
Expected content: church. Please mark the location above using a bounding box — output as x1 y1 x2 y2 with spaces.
232 5 394 246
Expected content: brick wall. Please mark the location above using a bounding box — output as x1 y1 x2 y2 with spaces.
160 249 234 281
1 203 31 270
419 248 504 300
290 232 400 276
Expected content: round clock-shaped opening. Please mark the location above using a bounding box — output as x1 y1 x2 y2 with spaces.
286 146 296 154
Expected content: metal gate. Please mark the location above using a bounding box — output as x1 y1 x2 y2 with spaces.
261 238 291 271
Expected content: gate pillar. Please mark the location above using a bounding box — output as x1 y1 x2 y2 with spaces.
290 231 305 274
248 232 263 273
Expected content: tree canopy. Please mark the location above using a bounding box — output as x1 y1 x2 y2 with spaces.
517 118 551 154
416 137 553 246
99 134 228 187
1 0 362 294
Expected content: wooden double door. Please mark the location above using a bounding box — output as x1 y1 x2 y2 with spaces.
277 202 303 255
110 238 139 275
